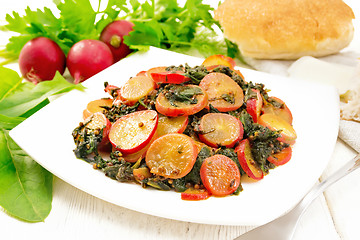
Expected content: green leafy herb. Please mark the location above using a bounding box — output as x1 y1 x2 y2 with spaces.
0 114 26 130
1 0 245 64
0 129 53 222
1 0 128 60
0 66 84 222
0 71 84 117
123 0 240 59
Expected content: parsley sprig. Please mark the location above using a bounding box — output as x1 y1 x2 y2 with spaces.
0 0 244 64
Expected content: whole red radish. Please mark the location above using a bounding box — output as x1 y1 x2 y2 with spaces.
18 37 66 84
67 39 113 84
100 20 134 62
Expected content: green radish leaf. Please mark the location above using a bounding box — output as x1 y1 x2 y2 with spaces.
0 71 85 117
20 99 50 118
0 129 53 222
57 0 98 41
124 20 162 48
0 114 25 130
0 67 22 100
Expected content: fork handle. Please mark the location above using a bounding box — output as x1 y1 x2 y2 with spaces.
294 153 360 218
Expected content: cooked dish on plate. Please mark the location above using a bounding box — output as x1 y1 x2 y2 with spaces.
71 55 297 200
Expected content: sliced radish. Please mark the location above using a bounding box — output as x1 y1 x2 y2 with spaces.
84 112 111 148
198 113 243 148
262 96 293 124
155 85 208 117
199 72 243 112
145 133 197 179
202 54 236 69
235 139 264 180
109 110 158 154
258 113 297 145
181 188 211 201
157 115 189 137
146 66 167 85
200 154 241 196
122 132 158 163
246 89 263 123
150 71 190 84
119 75 156 105
267 147 292 166
83 98 113 120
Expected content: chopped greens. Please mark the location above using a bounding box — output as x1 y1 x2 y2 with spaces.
163 84 204 107
72 117 104 159
239 110 288 173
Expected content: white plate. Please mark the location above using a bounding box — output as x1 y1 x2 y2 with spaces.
10 47 339 226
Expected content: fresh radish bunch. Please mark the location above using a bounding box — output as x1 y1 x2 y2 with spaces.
18 37 66 84
100 20 134 62
67 39 113 84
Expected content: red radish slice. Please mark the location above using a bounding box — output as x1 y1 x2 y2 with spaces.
145 133 197 179
157 115 189 137
246 89 263 123
136 71 147 76
150 71 190 84
109 110 158 154
200 154 241 196
235 139 264 180
83 98 113 120
119 75 156 105
181 188 211 201
84 112 111 148
155 85 208 117
199 72 243 112
146 66 167 83
267 147 292 166
122 132 158 163
258 113 297 145
202 54 236 69
262 96 293 124
198 113 243 148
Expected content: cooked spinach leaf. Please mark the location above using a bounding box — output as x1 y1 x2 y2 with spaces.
239 110 287 173
103 102 139 123
163 84 203 107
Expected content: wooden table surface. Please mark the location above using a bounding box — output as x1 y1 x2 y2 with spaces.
1 1 359 239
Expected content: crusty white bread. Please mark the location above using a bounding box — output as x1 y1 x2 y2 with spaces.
214 0 355 59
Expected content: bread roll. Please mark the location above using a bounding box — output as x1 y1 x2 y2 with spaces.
214 0 355 60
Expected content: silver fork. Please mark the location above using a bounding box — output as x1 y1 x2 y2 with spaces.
234 153 360 240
